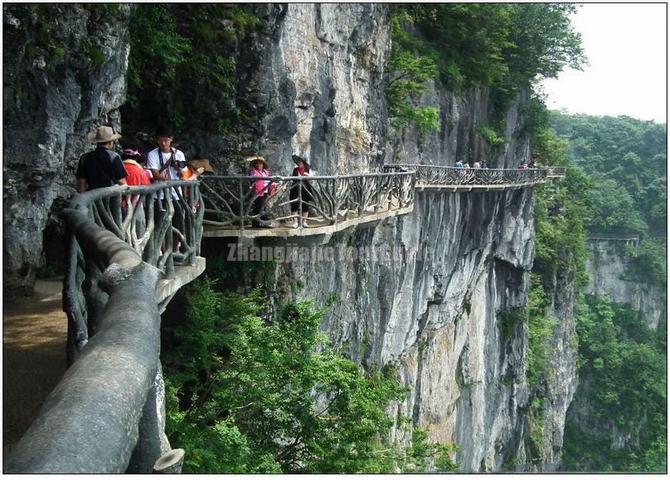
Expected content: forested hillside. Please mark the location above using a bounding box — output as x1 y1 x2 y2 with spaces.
545 112 667 472
549 113 666 236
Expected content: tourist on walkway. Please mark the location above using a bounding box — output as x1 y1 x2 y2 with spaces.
122 148 152 186
455 159 464 170
290 154 314 228
121 148 151 235
183 158 214 213
183 158 215 181
473 161 481 169
248 156 274 227
146 126 188 251
146 126 187 184
76 126 127 192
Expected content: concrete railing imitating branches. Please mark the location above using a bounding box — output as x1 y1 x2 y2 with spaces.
383 164 549 189
200 172 415 229
63 181 203 359
6 182 201 473
544 166 567 178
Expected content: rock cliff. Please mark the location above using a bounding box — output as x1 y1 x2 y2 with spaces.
255 4 572 471
585 239 666 330
3 4 133 293
3 3 579 472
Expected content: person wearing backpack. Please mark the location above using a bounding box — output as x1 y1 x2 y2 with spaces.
76 126 128 192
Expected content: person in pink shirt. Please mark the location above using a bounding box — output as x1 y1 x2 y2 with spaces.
248 156 274 227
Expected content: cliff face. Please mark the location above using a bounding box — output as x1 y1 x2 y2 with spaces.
259 4 573 471
585 239 666 330
3 4 133 293
4 3 579 472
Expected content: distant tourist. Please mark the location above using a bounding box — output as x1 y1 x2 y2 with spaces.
290 154 314 228
473 161 482 169
248 156 274 227
455 160 464 170
76 126 127 192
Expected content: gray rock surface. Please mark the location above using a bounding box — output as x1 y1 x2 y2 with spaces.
585 239 666 330
3 4 132 293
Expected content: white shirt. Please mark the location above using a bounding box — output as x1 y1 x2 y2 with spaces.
147 147 186 180
147 147 187 199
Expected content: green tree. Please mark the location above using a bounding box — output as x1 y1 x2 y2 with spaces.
163 281 458 473
562 295 667 472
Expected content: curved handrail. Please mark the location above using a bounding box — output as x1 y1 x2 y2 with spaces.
6 211 164 473
383 164 548 187
200 171 415 229
6 181 204 473
64 181 203 358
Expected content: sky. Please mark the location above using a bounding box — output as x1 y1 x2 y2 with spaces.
541 3 667 123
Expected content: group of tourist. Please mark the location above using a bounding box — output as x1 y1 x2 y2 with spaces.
76 125 315 230
455 160 486 169
76 125 214 194
247 154 313 228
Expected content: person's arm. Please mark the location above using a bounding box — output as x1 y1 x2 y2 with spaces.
77 178 88 193
176 150 188 178
111 154 129 186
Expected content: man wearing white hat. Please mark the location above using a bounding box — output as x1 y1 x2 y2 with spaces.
76 125 128 192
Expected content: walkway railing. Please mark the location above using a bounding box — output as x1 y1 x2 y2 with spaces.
545 166 566 178
383 164 548 189
64 181 203 358
201 172 415 230
588 233 640 246
6 181 201 473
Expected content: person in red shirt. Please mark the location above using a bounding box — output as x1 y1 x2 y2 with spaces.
122 149 152 186
121 148 152 236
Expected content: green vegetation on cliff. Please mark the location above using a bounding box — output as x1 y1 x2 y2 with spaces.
549 112 667 236
549 112 667 287
385 4 585 134
163 280 457 473
562 295 666 472
123 4 260 136
526 110 667 471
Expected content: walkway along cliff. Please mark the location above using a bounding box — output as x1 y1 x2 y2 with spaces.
4 3 578 473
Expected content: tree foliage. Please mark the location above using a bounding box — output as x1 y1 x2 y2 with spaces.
385 3 584 138
562 295 666 472
549 112 667 236
123 4 260 136
163 280 458 473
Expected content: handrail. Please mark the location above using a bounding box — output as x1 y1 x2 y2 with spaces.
6 181 204 473
200 171 415 229
64 181 203 359
383 164 549 187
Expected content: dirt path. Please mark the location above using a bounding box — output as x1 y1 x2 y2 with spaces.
3 278 67 458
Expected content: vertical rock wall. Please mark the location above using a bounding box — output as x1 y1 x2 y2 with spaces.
585 239 666 330
3 4 133 293
256 4 555 471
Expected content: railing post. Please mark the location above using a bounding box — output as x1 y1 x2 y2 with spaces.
239 179 245 232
